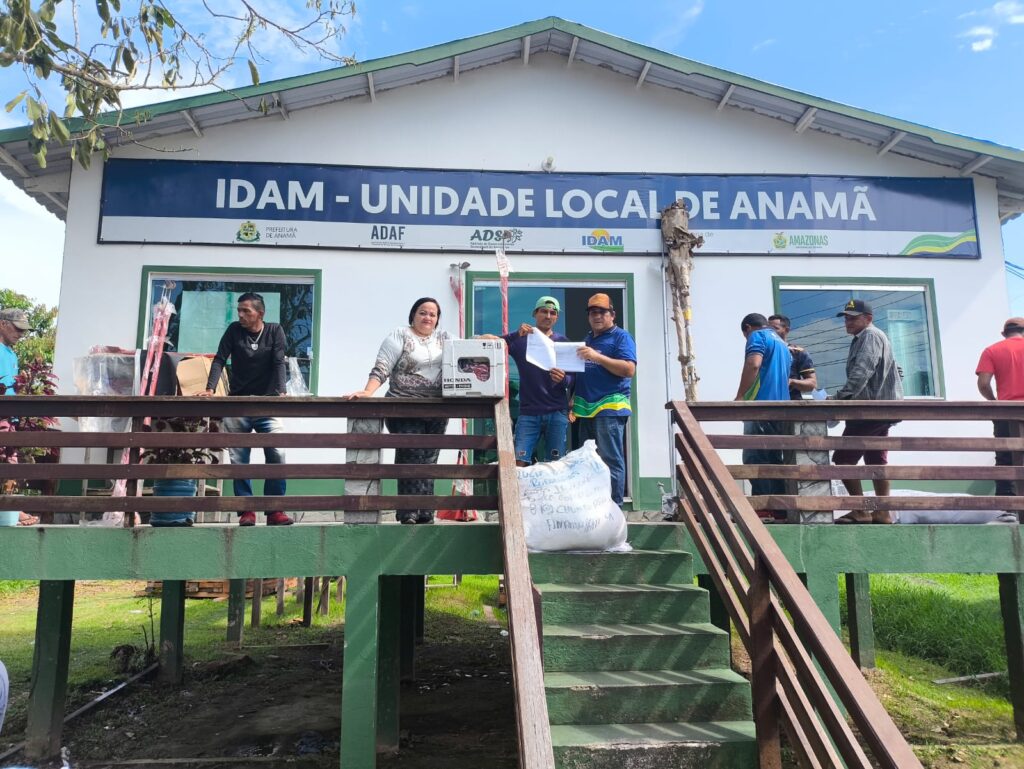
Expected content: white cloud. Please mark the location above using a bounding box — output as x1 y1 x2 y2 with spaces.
956 1 1024 48
752 38 777 52
973 37 995 50
962 24 996 36
651 0 705 49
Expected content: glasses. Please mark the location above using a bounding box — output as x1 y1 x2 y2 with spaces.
588 308 611 316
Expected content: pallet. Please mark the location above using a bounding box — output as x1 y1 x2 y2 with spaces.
141 578 295 599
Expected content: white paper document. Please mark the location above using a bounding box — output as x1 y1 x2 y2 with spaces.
525 331 585 372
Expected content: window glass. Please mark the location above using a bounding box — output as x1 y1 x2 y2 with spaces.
146 275 316 389
776 283 939 397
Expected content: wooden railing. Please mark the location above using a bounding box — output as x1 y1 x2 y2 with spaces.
669 400 924 769
0 395 554 769
691 400 1024 519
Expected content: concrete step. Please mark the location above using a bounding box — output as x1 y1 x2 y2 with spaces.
546 668 752 725
542 622 729 672
626 522 689 551
551 720 758 769
529 549 692 586
536 582 708 624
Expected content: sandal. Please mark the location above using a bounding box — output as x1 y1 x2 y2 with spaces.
17 512 39 526
835 511 872 525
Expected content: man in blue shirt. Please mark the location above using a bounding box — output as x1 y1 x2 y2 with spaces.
0 309 30 396
484 296 572 466
735 313 792 515
555 293 637 506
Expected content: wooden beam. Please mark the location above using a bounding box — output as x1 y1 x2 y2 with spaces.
25 581 76 760
0 431 497 450
636 61 651 88
367 72 376 103
717 84 736 111
961 154 992 176
566 36 579 66
1000 573 1024 741
794 107 817 134
226 579 246 645
159 581 187 684
522 34 531 65
377 576 401 752
341 575 383 767
182 110 203 137
452 54 460 82
275 93 290 120
845 574 876 669
877 130 906 156
5 494 498 513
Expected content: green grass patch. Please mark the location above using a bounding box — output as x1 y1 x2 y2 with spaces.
840 574 1006 676
0 580 35 598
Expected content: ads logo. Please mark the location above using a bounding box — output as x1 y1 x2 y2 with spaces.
469 228 523 246
236 221 260 243
772 232 788 250
582 229 624 253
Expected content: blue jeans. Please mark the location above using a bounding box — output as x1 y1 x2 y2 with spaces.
514 411 569 464
742 420 787 497
223 416 287 499
578 415 628 505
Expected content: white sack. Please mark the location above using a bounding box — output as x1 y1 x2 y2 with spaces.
517 440 630 553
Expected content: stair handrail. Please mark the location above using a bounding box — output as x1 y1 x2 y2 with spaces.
493 398 556 769
669 400 923 769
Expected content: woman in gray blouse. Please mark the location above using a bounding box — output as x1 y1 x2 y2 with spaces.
346 298 450 524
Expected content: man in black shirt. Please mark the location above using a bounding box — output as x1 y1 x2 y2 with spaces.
201 292 292 526
768 314 817 400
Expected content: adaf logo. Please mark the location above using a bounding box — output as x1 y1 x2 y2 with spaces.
582 229 624 253
772 232 788 250
236 221 260 243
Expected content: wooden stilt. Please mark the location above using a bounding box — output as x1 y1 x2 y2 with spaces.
25 580 76 760
158 580 186 684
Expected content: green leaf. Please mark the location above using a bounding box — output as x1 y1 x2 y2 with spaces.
48 112 70 143
5 91 26 113
248 58 260 86
122 46 135 73
25 95 41 121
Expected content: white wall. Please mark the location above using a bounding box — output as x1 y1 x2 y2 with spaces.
55 53 1009 482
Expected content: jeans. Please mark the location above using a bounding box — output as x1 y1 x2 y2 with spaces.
514 411 569 464
742 420 787 497
578 415 628 505
222 416 287 499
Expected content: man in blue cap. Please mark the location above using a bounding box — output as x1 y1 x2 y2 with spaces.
483 296 572 466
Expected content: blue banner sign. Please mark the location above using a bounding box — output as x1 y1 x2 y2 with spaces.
99 159 979 257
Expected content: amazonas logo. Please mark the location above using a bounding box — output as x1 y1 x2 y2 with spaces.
582 229 624 253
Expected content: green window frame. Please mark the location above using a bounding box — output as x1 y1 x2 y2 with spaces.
137 266 323 393
772 275 944 398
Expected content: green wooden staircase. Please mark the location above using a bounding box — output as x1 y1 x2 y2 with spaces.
529 525 757 769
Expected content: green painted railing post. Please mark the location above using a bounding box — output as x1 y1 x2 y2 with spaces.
159 580 187 684
25 580 75 761
999 572 1024 741
227 578 246 645
377 576 401 752
399 575 420 681
845 573 876 669
342 575 382 769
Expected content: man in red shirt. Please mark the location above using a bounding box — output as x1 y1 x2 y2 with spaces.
976 317 1024 500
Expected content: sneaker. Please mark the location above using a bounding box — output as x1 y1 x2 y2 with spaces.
397 513 417 525
238 511 257 527
266 511 294 526
987 512 1020 525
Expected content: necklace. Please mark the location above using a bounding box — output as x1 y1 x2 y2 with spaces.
246 325 265 351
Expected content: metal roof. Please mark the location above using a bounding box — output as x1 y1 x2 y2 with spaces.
2 16 1023 222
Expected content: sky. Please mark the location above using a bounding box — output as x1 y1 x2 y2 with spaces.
1 0 1023 309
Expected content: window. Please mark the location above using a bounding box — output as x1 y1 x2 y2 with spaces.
774 279 942 397
141 269 319 391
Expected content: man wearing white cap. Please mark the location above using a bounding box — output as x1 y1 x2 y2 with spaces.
0 309 32 397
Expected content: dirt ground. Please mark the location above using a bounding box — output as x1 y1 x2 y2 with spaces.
2 610 516 769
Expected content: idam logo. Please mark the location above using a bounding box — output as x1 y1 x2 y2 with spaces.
582 229 624 253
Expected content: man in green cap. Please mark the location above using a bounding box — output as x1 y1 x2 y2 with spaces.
482 296 572 465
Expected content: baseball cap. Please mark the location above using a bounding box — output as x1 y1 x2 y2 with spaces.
836 299 872 317
1004 317 1024 333
0 309 32 331
587 293 613 311
533 296 560 313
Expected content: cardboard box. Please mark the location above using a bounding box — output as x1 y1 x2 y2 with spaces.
176 356 228 396
442 339 506 397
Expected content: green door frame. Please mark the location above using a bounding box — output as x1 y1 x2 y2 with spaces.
465 270 657 510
